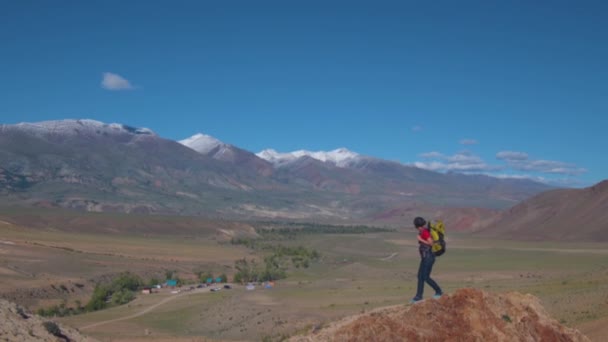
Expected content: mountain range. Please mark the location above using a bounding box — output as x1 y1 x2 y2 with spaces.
0 119 554 223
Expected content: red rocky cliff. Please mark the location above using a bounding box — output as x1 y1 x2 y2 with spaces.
290 288 590 342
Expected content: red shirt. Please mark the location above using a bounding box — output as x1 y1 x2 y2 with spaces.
419 229 431 241
418 228 432 256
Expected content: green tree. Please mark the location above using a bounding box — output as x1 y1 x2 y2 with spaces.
233 272 242 283
85 284 110 311
234 258 261 283
111 272 142 292
148 277 160 287
199 271 213 283
111 289 135 305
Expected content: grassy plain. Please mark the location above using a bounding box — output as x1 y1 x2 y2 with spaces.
2 217 607 341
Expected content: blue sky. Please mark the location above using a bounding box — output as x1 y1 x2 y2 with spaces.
1 1 606 187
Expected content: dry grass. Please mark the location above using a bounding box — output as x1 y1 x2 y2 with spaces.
2 218 607 341
0 222 251 309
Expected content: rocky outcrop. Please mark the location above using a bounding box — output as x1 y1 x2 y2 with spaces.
0 298 96 342
289 288 590 342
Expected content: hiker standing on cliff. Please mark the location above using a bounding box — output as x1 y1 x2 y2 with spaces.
411 216 443 303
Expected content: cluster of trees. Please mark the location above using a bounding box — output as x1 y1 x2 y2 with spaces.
230 223 328 283
36 299 85 317
232 225 394 247
38 272 143 317
85 272 142 312
243 222 394 241
232 258 283 284
232 244 320 283
230 237 257 248
161 270 183 286
273 245 319 268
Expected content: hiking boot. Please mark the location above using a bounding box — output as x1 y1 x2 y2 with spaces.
432 293 443 299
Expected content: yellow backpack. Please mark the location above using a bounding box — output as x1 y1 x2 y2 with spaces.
428 220 446 256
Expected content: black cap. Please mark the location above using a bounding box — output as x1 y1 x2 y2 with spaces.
413 217 426 228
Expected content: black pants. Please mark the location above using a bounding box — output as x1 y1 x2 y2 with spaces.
415 252 442 299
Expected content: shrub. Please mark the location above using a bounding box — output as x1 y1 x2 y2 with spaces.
16 306 29 319
42 321 61 336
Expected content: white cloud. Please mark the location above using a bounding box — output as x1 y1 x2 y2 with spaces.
415 151 500 172
447 151 482 164
488 173 583 187
449 162 502 172
496 151 529 161
460 139 478 145
414 161 446 171
495 151 586 176
413 147 587 183
101 72 134 91
420 152 445 159
508 159 587 175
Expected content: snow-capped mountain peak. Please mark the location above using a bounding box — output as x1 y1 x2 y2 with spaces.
256 147 360 167
7 119 155 136
179 133 225 154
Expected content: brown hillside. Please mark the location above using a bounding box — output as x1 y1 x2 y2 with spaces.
0 207 259 240
372 205 499 232
289 288 590 342
426 207 500 232
0 298 96 341
477 180 608 241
